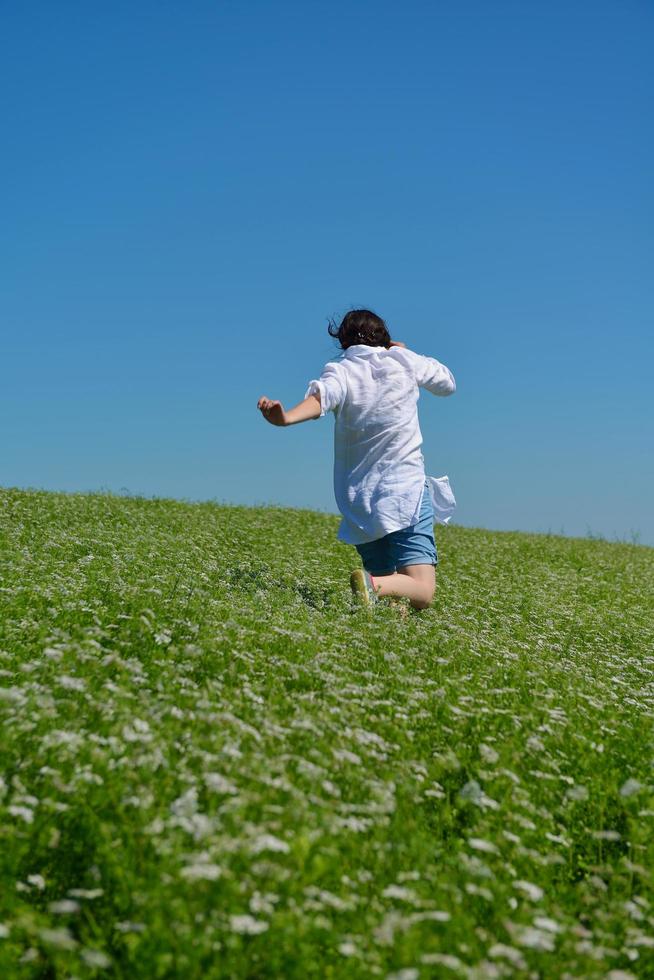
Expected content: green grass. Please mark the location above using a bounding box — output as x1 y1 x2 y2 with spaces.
1 486 653 979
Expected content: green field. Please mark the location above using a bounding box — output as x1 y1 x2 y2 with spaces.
1 487 653 979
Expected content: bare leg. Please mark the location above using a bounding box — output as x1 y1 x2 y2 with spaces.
372 564 436 610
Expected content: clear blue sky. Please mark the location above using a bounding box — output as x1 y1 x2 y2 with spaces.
2 1 653 544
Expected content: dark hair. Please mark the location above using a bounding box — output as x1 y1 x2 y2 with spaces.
328 309 391 350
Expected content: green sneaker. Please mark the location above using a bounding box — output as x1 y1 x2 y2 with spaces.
350 568 379 606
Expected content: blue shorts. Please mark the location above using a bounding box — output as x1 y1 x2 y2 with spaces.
354 482 438 575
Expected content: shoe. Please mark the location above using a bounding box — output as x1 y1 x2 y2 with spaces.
350 569 379 606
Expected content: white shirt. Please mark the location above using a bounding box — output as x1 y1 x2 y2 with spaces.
305 345 456 544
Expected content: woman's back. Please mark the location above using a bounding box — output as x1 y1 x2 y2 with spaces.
306 344 455 544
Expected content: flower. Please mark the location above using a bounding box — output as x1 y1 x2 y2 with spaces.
229 915 269 935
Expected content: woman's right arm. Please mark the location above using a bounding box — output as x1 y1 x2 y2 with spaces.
257 393 321 426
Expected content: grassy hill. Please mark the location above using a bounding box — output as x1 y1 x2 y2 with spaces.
1 487 653 979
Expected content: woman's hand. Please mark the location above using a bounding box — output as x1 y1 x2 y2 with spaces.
389 340 406 348
257 397 288 426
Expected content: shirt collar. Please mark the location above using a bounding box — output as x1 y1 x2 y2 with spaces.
343 344 386 359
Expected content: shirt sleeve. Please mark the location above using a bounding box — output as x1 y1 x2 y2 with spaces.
411 352 456 396
304 361 347 417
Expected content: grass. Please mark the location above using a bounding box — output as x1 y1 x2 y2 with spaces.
1 486 653 979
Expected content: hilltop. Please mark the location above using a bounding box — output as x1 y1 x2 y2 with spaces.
1 487 653 978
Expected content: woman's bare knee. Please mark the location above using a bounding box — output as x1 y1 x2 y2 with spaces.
410 585 435 611
399 564 436 609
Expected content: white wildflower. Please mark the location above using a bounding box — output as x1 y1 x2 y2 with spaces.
534 916 562 933
249 892 278 915
479 743 499 764
459 779 482 803
322 779 341 797
249 834 289 855
27 874 46 890
229 914 269 935
49 899 80 914
620 778 643 798
114 921 146 933
304 887 352 911
122 722 153 744
545 832 569 846
81 949 112 968
378 912 408 951
338 941 359 956
468 838 499 854
488 944 527 968
39 927 77 950
397 871 421 882
382 885 420 903
0 687 24 703
513 880 544 902
465 883 493 900
0 924 10 939
172 812 213 840
334 815 373 832
624 900 645 921
58 674 86 691
332 747 362 765
42 730 83 749
458 780 499 809
170 788 198 816
565 784 588 801
420 952 464 970
511 925 555 951
407 910 451 924
8 805 34 824
204 772 238 795
180 862 222 881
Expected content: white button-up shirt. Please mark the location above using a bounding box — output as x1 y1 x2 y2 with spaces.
305 345 456 544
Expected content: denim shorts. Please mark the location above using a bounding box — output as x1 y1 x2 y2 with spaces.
355 482 438 575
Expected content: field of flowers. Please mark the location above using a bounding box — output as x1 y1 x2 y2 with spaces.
1 487 653 979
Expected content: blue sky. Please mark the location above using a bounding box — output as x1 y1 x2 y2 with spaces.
2 1 653 544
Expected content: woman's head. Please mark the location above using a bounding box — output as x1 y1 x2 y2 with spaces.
328 309 391 350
